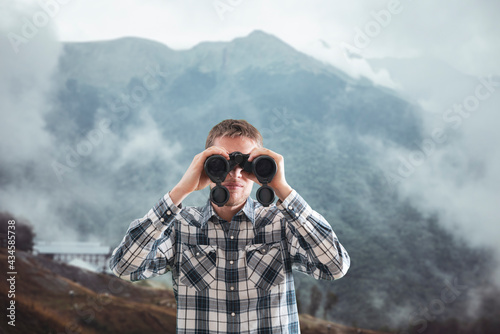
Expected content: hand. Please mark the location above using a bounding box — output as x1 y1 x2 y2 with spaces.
170 146 230 206
243 148 293 201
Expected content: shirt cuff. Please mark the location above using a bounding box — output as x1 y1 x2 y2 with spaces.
150 192 182 231
276 189 313 222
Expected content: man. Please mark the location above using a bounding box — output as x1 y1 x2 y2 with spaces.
110 119 350 334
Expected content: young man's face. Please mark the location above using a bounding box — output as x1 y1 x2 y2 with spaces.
210 136 258 208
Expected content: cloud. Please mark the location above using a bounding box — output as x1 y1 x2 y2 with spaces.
0 1 69 240
50 0 500 79
0 1 186 242
0 1 61 162
2 0 499 273
104 110 183 171
371 68 500 282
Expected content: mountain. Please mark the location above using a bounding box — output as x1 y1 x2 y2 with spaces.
3 30 499 331
367 56 481 109
0 248 177 333
50 31 422 150
0 248 389 334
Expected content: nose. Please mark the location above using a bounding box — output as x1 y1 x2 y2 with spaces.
228 166 243 178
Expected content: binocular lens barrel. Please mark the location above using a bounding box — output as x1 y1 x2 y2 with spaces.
204 152 277 207
256 185 274 206
210 186 229 206
254 157 276 180
206 157 227 178
205 155 230 181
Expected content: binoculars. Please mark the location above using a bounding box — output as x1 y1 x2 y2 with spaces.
204 151 277 207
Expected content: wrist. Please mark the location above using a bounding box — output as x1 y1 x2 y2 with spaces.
274 183 293 202
170 184 190 207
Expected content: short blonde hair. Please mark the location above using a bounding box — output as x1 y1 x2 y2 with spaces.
205 119 263 149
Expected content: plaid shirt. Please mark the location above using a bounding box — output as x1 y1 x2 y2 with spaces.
110 189 350 334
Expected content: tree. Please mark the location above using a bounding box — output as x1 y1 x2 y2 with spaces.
0 211 36 251
309 285 323 317
324 291 338 318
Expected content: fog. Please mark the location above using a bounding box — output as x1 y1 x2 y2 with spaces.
2 0 499 260
364 57 500 282
0 2 184 241
0 2 69 238
2 2 500 331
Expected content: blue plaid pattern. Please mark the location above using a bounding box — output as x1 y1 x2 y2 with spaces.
110 189 350 333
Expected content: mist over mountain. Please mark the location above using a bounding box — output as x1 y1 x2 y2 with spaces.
1 30 499 331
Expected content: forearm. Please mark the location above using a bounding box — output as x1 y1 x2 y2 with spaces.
170 184 190 207
279 190 350 279
274 183 293 202
109 193 180 280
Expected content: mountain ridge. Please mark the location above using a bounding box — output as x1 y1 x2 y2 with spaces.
58 30 357 89
6 29 498 331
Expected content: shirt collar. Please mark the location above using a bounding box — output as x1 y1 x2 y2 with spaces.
201 196 256 226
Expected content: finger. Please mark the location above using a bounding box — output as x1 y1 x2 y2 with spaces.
247 147 267 162
249 148 279 162
205 146 230 159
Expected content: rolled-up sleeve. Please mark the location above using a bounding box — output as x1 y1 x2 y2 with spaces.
277 190 350 280
109 192 181 281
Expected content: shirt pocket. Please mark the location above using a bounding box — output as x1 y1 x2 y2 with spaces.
245 242 285 291
179 244 217 292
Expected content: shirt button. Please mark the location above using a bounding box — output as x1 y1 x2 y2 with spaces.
160 217 165 222
230 286 235 291
230 235 234 240
288 205 293 210
196 252 200 256
295 212 299 217
166 210 172 215
231 312 235 317
229 260 234 265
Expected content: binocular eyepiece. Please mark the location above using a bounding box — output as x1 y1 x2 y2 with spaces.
204 152 277 207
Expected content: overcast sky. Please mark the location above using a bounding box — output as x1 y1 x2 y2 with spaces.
3 0 500 78
2 0 500 269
